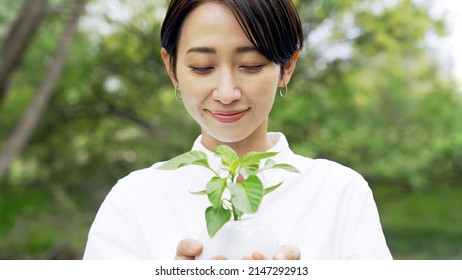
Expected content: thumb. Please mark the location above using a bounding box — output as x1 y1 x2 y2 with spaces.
175 239 203 260
273 244 301 260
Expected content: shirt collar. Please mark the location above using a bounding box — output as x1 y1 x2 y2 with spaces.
190 132 294 171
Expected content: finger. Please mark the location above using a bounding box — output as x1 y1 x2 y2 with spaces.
251 252 268 260
241 252 269 260
175 239 203 260
273 244 301 260
210 255 228 260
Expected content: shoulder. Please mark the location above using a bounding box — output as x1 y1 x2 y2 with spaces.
112 163 165 190
289 153 371 194
291 152 363 179
313 158 366 182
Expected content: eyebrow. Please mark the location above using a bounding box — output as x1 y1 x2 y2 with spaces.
185 46 259 55
236 46 258 54
186 47 216 54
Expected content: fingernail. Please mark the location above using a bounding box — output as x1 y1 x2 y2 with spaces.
188 240 201 252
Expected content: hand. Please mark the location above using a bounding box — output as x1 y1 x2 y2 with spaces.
242 244 301 260
174 239 227 260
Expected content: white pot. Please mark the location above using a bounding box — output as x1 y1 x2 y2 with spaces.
196 218 279 260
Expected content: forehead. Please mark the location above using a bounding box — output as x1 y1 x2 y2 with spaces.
177 2 253 52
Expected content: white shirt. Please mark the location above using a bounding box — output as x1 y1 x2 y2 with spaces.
83 133 392 259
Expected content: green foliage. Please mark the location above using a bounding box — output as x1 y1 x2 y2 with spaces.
156 150 211 170
158 145 299 237
271 0 462 191
355 0 435 54
376 185 462 259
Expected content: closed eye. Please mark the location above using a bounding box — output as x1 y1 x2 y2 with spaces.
190 66 214 74
240 65 264 73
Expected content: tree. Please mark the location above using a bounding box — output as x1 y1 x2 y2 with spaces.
0 0 87 182
271 0 461 190
0 0 47 102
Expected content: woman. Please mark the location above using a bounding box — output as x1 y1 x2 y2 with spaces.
83 0 392 260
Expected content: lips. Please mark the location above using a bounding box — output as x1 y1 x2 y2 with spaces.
208 109 248 123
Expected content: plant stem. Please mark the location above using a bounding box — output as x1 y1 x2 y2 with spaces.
232 205 240 221
207 167 220 177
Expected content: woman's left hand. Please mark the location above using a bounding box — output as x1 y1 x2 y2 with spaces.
241 244 301 260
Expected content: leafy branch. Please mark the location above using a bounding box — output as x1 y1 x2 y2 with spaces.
157 145 300 237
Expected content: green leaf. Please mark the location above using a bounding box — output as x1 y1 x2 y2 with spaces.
264 181 283 195
206 177 227 209
156 151 210 170
272 163 301 173
240 151 278 166
205 206 232 238
263 158 276 169
215 145 239 171
189 189 207 195
259 159 300 173
242 163 259 177
228 175 264 214
232 206 244 221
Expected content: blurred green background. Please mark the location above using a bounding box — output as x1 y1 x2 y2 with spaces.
0 0 461 259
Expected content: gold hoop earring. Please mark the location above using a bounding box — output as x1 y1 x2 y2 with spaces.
175 85 182 100
279 83 288 98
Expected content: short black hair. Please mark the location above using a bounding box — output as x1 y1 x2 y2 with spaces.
161 0 303 73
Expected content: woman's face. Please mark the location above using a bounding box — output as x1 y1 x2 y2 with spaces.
162 2 289 153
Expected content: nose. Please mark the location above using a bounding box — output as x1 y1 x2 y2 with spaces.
212 69 241 104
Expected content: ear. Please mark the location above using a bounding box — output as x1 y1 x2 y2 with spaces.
279 49 300 87
161 47 178 87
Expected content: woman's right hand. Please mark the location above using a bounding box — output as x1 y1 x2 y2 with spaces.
175 238 227 260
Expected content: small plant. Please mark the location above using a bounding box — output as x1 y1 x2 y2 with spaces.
158 145 300 238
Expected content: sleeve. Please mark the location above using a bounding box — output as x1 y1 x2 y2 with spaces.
83 182 149 259
339 177 393 260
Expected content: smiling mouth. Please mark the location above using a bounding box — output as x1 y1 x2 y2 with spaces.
208 109 249 123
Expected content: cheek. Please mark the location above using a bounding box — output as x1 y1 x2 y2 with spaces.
251 67 281 93
248 74 279 100
177 81 208 119
180 87 208 110
181 92 202 116
177 74 207 103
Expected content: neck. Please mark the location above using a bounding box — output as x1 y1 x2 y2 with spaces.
223 136 274 157
201 131 275 157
